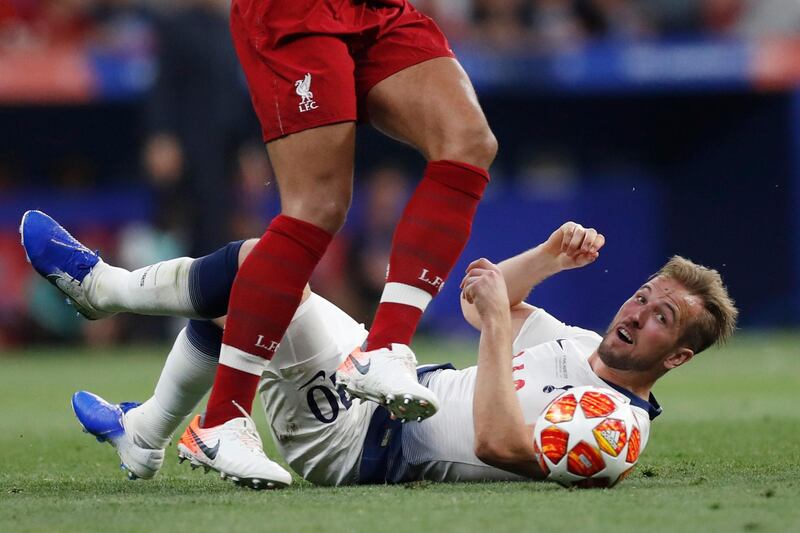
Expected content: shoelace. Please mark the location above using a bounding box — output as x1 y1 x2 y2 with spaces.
384 349 418 375
230 401 266 456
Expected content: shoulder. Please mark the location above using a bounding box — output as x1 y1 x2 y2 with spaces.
512 307 600 354
560 332 602 356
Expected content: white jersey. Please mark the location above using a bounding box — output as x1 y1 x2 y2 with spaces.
394 309 658 483
259 294 660 486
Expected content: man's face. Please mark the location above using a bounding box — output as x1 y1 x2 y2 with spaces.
598 276 702 373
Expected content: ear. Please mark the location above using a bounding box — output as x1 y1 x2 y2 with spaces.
664 347 694 370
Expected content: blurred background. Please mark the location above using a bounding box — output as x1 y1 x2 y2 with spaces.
1 0 798 349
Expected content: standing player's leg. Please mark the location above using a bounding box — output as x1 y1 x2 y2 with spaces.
204 122 353 425
331 2 494 419
362 57 496 351
197 6 360 485
203 0 440 446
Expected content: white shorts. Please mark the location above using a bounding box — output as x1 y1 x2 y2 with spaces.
257 294 375 486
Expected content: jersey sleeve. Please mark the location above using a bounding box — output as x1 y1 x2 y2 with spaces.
512 308 598 353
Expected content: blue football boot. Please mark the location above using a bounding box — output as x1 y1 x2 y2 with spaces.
19 210 110 319
72 391 164 480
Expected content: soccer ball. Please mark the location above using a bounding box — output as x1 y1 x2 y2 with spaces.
533 385 642 488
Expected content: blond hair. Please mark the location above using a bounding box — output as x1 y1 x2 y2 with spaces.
652 256 738 354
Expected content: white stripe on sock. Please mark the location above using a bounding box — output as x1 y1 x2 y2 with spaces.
379 282 432 312
220 344 269 376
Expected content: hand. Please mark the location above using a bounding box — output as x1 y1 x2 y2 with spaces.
460 258 511 320
541 221 605 271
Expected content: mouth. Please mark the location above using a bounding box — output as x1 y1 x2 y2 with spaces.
616 327 633 345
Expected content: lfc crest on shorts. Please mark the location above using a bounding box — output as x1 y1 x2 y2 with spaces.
295 73 318 112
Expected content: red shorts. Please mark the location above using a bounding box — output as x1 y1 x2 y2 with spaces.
230 0 455 142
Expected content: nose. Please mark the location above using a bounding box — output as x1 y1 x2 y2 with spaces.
629 307 647 328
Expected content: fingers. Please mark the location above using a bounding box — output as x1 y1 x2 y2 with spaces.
593 233 606 252
560 222 577 252
579 228 597 253
573 250 600 266
461 277 476 303
465 257 496 273
460 259 504 305
568 225 586 251
461 272 485 304
462 258 498 288
460 268 488 290
460 265 483 303
560 222 605 255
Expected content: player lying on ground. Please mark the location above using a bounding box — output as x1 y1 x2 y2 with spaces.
20 211 737 487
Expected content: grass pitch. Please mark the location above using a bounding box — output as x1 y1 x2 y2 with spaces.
1 333 799 532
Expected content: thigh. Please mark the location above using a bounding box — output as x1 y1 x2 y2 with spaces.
364 57 491 162
269 293 368 372
352 0 490 159
259 293 371 486
265 122 356 230
353 0 455 109
259 350 376 486
230 0 358 142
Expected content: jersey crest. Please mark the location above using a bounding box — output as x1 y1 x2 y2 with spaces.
295 73 318 112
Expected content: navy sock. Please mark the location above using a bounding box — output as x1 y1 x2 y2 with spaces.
186 319 223 361
188 240 244 319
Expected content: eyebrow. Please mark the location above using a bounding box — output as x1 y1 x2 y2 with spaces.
641 284 679 323
662 301 678 323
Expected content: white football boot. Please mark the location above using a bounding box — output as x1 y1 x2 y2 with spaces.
336 343 440 423
177 406 292 490
72 391 164 480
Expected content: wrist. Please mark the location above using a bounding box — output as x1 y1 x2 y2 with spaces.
529 245 563 277
478 309 511 333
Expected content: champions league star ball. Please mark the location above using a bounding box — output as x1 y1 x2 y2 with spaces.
533 386 642 488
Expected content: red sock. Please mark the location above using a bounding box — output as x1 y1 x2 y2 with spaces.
366 160 489 350
203 215 332 427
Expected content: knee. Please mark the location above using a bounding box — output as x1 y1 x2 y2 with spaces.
310 198 350 232
282 194 350 234
433 123 498 170
475 129 499 168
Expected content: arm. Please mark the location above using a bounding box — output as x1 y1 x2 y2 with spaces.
461 259 543 479
461 221 605 332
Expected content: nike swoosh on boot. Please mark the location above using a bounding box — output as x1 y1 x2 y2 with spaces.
188 427 220 460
